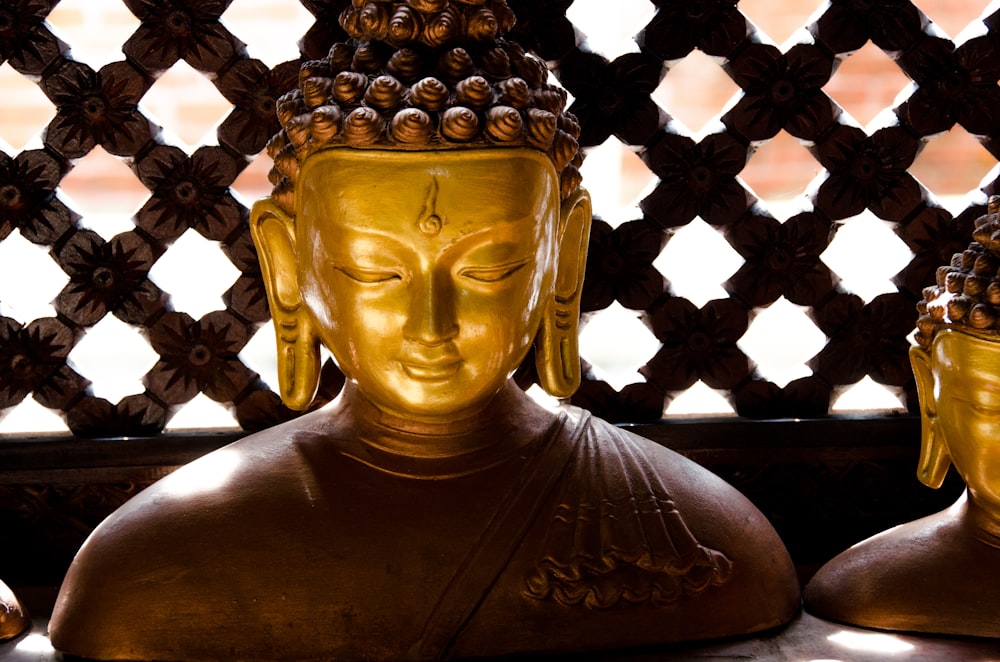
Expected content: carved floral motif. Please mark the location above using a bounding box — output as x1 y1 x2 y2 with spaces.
558 51 664 147
641 131 752 229
813 125 921 222
725 212 835 308
724 43 835 142
135 145 244 243
811 293 914 388
506 0 575 62
42 60 151 159
642 297 751 392
123 0 238 73
637 0 746 61
0 0 63 75
0 149 71 245
813 0 922 53
896 35 1000 137
582 219 665 313
0 317 76 410
54 230 161 327
145 311 254 405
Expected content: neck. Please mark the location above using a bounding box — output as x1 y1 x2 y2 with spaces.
967 490 1000 549
343 381 554 460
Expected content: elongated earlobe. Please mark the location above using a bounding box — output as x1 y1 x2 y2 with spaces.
910 345 951 488
537 189 592 398
250 199 321 410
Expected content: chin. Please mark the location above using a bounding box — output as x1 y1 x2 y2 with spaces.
372 373 499 415
361 386 481 420
396 396 490 420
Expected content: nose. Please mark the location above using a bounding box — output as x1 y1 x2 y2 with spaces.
403 271 458 346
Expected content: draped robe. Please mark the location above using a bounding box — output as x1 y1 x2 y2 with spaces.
51 389 797 660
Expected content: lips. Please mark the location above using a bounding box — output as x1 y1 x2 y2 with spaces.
398 346 463 381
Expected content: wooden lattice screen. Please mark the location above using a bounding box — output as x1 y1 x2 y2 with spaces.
1 0 998 437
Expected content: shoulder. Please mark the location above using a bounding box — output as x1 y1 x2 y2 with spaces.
49 412 336 659
805 504 1000 636
553 407 801 632
566 410 779 535
562 408 773 530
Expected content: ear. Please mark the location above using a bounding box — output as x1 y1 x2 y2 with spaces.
910 344 951 488
250 199 321 411
536 188 592 398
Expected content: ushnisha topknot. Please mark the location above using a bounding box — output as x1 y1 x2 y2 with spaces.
916 195 1000 349
265 0 584 214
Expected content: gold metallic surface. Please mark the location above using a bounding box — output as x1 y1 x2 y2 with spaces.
48 3 797 657
254 149 585 415
806 330 1000 637
0 579 28 642
49 147 799 660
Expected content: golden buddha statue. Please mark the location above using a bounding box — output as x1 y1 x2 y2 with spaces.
805 197 1000 637
49 2 799 659
0 579 28 641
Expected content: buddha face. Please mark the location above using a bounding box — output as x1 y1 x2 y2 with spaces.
253 148 589 422
912 331 1000 512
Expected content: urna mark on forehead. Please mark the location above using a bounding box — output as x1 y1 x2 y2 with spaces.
295 148 559 235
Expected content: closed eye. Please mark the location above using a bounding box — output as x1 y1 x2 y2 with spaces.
970 403 1000 415
951 395 1000 415
335 266 402 283
459 260 529 283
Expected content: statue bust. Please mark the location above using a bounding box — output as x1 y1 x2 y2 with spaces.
805 197 1000 637
49 2 799 659
0 579 28 642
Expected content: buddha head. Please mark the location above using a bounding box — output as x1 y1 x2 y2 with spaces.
249 0 592 422
912 196 1000 514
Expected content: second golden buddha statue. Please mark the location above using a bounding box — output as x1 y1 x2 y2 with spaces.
49 2 799 659
806 197 1000 637
0 579 28 642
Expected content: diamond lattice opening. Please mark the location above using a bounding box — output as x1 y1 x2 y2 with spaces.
165 392 239 431
821 211 913 303
141 61 233 150
655 51 739 135
738 0 822 46
67 315 157 403
918 0 988 40
549 70 574 109
239 324 279 393
738 297 826 388
221 0 315 67
654 218 744 308
231 152 273 207
825 42 911 128
580 140 655 227
741 131 821 204
0 398 67 435
664 380 734 416
0 231 68 323
47 0 139 69
567 0 654 58
148 229 241 320
58 146 148 239
579 302 661 391
831 375 905 412
0 64 56 152
911 128 996 209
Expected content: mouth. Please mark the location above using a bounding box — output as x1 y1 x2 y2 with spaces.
400 359 462 381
